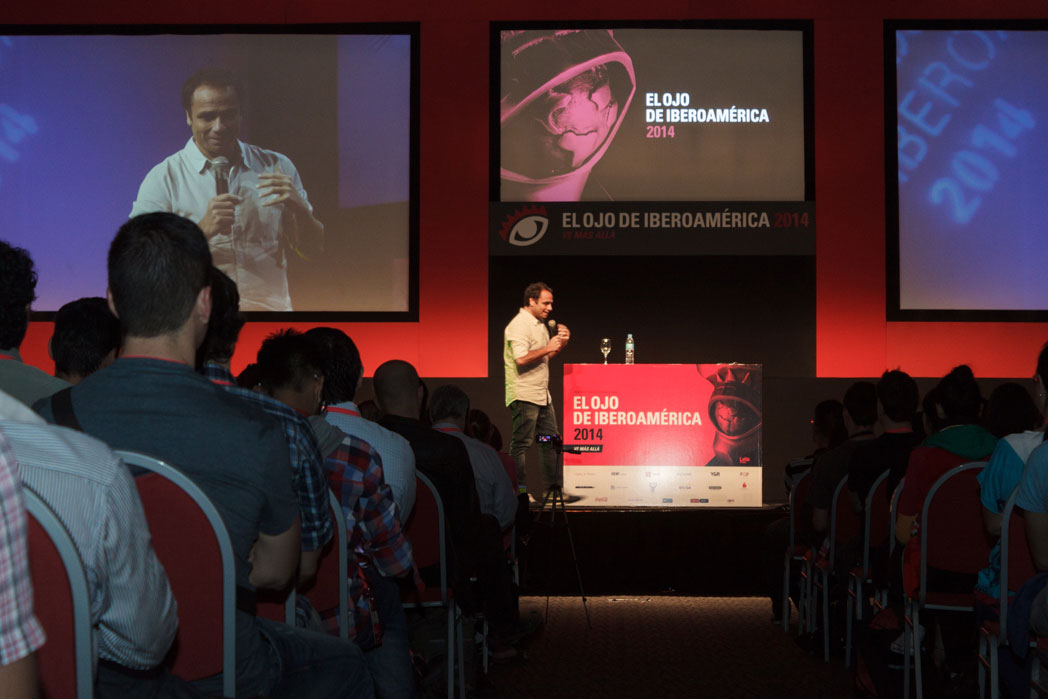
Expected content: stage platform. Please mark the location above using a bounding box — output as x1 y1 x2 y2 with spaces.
520 504 787 597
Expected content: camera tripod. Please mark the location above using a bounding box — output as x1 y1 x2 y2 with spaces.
535 449 591 629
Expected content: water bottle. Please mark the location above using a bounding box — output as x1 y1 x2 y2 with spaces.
625 333 635 365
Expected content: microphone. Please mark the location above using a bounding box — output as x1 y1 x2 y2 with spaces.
211 157 230 196
548 319 557 339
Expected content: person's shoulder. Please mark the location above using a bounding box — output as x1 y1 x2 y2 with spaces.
0 419 123 486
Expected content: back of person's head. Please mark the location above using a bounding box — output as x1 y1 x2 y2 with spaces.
812 399 847 449
984 382 1043 438
429 384 470 424
468 408 496 445
197 267 244 367
51 297 120 381
843 381 878 427
108 213 211 338
921 387 945 435
1037 342 1048 385
936 364 983 426
877 370 919 424
256 329 322 394
373 360 421 417
303 327 362 405
0 240 37 350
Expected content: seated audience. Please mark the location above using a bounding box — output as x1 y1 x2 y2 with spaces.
50 297 120 384
1 398 186 697
34 213 370 698
809 381 878 536
848 370 922 508
358 399 381 423
256 330 416 699
0 426 44 699
0 241 68 406
785 399 846 495
468 407 519 491
304 326 416 519
198 268 333 584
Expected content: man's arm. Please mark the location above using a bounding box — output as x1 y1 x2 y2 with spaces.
258 165 324 261
0 655 37 699
249 517 301 590
983 506 1003 537
514 335 563 368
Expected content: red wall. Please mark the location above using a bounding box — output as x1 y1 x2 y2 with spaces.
9 1 1048 379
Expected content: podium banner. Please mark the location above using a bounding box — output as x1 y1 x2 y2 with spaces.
562 363 762 507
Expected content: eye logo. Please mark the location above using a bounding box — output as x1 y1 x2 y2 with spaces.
500 206 549 247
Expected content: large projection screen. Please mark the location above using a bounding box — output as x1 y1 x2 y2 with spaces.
887 23 1048 321
0 25 419 319
490 21 814 257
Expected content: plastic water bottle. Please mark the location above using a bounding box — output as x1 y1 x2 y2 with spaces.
625 333 635 364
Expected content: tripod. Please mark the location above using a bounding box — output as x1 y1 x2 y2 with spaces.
536 468 591 628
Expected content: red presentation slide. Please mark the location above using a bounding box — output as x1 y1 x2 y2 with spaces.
562 363 763 507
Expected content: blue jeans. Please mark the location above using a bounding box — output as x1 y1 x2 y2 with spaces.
357 572 419 699
254 618 373 698
509 400 560 494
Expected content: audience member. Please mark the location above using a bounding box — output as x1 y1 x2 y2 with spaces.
257 330 416 698
34 213 370 698
373 360 482 599
0 241 68 406
358 399 381 423
304 326 416 518
50 297 120 385
198 268 333 583
236 362 262 390
0 427 43 699
809 381 878 535
469 407 519 491
1 397 189 697
848 370 922 507
784 399 846 495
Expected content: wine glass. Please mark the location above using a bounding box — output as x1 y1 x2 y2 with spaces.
600 338 611 364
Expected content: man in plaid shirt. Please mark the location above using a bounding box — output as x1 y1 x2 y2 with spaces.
0 427 44 696
198 268 333 579
257 330 417 698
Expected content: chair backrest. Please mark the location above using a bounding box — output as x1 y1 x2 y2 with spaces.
828 472 864 566
114 450 236 698
402 472 447 603
860 469 891 575
787 469 813 554
998 484 1039 635
919 461 991 602
22 486 94 699
301 490 349 638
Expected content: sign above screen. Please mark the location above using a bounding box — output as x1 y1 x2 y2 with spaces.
887 22 1048 321
0 25 419 320
490 21 814 257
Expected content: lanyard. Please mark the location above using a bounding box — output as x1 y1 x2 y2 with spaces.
327 406 361 417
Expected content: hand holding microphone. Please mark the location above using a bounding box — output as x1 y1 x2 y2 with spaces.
198 157 241 239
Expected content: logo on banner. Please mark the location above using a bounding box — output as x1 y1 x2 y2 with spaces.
500 206 549 247
662 498 674 503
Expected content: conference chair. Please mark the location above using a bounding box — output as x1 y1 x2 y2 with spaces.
845 468 892 667
977 485 1038 699
810 472 864 661
115 450 237 698
401 472 465 699
22 485 94 699
300 490 350 639
902 461 990 699
782 470 814 633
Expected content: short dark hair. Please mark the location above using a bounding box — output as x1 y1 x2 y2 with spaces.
182 67 244 113
236 363 261 390
256 329 322 394
0 241 37 349
523 281 552 307
843 381 877 427
197 267 244 367
984 382 1043 438
877 370 919 423
936 364 983 425
812 399 847 448
51 297 120 378
429 384 471 424
108 213 211 338
1037 342 1048 384
303 327 362 404
468 408 503 450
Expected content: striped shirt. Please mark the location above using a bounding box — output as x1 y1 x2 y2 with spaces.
324 434 413 640
0 418 177 669
0 428 45 665
204 363 333 552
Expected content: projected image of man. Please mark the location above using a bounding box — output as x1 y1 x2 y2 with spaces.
131 68 324 311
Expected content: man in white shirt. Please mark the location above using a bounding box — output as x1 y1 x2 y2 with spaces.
130 68 324 311
503 282 570 498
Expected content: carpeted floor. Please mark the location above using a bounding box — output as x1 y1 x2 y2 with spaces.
477 595 854 698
